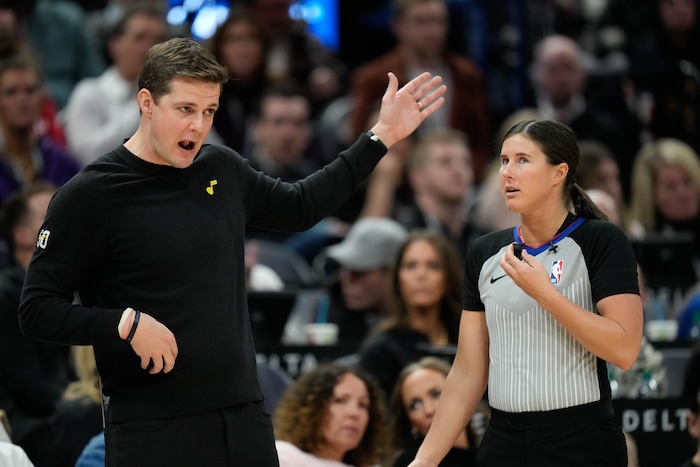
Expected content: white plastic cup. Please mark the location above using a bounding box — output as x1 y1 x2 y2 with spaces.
304 323 339 346
645 319 679 342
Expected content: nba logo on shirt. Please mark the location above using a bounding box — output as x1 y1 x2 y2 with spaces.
550 260 563 285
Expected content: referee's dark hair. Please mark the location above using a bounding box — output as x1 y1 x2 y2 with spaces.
501 119 609 221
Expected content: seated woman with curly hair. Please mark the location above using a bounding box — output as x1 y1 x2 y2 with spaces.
273 363 389 467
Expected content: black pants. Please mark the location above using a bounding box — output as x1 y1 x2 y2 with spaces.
104 401 279 467
476 400 627 467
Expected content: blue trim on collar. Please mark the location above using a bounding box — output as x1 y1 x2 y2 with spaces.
512 217 586 256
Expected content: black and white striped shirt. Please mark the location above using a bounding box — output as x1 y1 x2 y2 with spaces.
463 214 639 412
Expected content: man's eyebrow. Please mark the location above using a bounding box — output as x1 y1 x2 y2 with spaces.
172 101 220 109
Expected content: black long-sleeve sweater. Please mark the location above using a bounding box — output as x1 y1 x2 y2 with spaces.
19 134 385 422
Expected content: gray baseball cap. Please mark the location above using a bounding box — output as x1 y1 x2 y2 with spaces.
325 217 409 271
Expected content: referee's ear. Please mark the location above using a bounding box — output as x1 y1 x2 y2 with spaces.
552 162 568 187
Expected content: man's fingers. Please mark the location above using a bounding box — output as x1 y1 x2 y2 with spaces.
129 313 179 374
150 356 164 374
413 75 444 97
402 74 445 116
420 96 446 117
403 71 433 95
415 82 447 112
163 352 176 374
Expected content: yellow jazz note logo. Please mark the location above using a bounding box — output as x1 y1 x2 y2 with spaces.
206 179 218 195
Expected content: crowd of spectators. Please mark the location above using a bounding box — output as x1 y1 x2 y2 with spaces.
0 0 699 465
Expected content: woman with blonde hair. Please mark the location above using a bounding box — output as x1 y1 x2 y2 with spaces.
628 138 700 295
628 138 700 233
49 345 103 467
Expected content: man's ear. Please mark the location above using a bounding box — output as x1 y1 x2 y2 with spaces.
137 89 153 117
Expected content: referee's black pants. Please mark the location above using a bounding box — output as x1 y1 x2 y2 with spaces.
476 400 627 467
104 401 279 467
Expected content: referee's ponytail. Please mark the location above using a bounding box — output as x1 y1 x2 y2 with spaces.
502 119 609 221
569 180 609 221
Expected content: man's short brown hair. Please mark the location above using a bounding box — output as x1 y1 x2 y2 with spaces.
137 37 229 103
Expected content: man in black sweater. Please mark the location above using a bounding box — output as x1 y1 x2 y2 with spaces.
17 37 445 466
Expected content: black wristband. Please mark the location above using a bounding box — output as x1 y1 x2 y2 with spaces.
126 309 140 343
